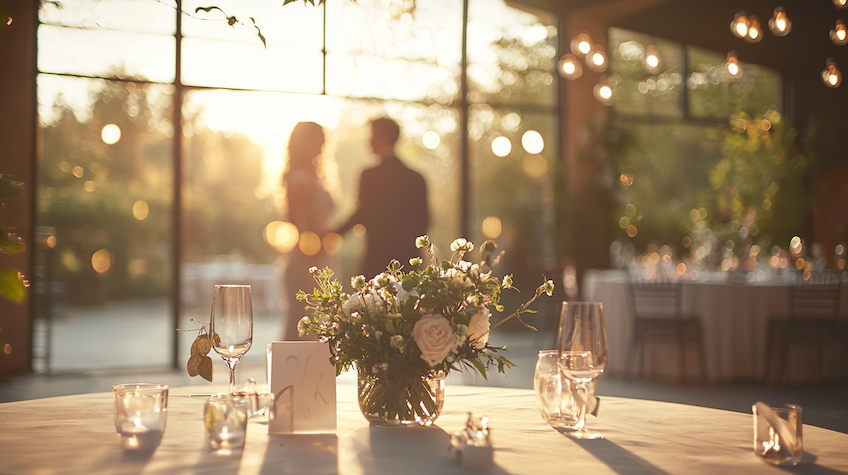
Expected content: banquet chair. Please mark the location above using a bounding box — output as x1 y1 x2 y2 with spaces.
764 270 842 386
627 277 707 384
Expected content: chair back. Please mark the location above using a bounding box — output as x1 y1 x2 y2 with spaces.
628 277 683 319
790 271 841 319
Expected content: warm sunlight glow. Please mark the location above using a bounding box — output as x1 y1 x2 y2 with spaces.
491 136 512 157
522 154 548 178
101 124 121 144
521 130 544 154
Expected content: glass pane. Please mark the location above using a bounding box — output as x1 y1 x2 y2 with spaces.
181 37 323 92
38 24 176 82
181 91 458 348
325 0 461 63
182 0 323 48
39 0 176 35
467 0 557 108
687 46 781 119
326 53 457 102
609 28 683 117
35 75 174 371
469 106 557 290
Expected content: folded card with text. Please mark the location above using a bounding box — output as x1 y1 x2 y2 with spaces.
268 341 336 434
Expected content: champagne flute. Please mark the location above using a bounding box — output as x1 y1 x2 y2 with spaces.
211 285 253 394
556 301 607 439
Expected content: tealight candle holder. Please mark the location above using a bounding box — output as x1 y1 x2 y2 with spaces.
204 393 250 455
112 383 169 451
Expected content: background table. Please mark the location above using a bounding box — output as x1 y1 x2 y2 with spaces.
1 383 847 474
583 269 848 383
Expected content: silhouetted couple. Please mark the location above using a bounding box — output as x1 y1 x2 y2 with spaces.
281 117 428 339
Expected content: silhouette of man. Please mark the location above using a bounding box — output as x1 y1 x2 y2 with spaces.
337 117 429 278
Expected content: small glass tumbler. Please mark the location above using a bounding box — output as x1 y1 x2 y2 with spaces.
112 383 168 451
204 394 250 455
752 403 803 466
534 350 580 429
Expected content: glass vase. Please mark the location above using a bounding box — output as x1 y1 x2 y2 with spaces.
356 364 445 427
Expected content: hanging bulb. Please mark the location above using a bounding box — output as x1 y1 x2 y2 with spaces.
644 45 661 73
822 59 842 87
831 19 847 45
835 0 848 9
726 51 742 78
731 11 749 38
557 54 583 80
769 7 792 36
745 16 763 43
587 45 608 72
593 75 614 105
571 33 593 56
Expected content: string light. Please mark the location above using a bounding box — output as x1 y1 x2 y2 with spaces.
557 53 583 80
593 75 614 105
822 59 842 87
745 16 763 43
587 44 608 72
769 7 792 36
571 33 593 56
725 51 742 78
731 11 749 38
644 45 661 73
835 0 847 9
831 19 847 45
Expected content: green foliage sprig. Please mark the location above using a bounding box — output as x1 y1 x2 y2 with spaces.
0 175 28 304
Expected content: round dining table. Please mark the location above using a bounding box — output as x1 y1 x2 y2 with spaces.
1 382 846 474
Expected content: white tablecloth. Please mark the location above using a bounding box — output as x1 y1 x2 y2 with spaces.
582 269 848 383
1 383 847 474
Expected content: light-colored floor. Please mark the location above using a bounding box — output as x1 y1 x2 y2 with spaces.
4 299 847 434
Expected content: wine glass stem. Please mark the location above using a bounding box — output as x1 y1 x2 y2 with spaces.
575 382 588 430
226 360 238 394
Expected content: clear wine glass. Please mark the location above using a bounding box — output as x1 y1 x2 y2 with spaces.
556 301 607 439
211 285 253 394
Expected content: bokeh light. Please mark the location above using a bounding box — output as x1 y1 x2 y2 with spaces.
72 166 84 178
322 232 343 255
626 225 637 237
521 130 544 154
101 124 121 144
91 249 113 274
521 154 548 178
353 224 366 237
263 221 299 252
481 216 502 239
491 136 512 157
132 200 149 220
299 231 322 256
422 131 440 149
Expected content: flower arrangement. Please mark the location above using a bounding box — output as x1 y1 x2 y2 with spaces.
296 235 554 424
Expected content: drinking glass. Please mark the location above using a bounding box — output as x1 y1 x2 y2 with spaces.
113 383 168 450
555 301 608 439
211 284 253 394
534 350 579 429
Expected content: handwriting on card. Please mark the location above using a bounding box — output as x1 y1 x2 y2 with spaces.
268 342 336 434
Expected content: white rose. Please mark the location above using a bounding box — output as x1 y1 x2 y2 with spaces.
442 268 474 290
394 281 420 304
466 307 491 350
412 314 457 367
342 294 362 319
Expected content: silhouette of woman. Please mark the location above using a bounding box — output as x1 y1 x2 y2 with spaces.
281 122 336 340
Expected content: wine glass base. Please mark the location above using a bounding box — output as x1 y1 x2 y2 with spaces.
556 428 605 440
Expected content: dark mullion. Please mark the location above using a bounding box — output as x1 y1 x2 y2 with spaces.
460 0 470 239
170 0 183 370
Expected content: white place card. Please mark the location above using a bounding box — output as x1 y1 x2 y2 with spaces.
268 341 337 434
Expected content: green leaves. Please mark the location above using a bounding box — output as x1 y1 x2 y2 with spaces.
0 269 27 304
1 232 22 255
0 5 10 27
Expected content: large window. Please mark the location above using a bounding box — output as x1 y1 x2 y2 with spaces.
34 0 558 372
607 28 805 273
